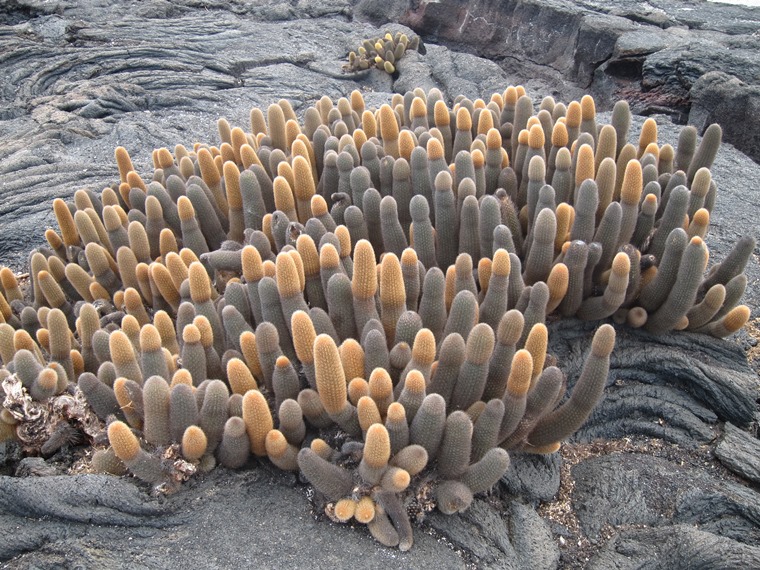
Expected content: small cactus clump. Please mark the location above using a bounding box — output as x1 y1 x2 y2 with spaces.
344 31 420 74
0 84 753 549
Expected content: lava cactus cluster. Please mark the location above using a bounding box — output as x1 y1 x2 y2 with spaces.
0 85 752 549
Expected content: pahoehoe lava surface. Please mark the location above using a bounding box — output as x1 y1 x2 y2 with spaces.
1 1 759 568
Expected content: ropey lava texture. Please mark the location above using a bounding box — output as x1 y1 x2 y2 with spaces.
0 86 754 550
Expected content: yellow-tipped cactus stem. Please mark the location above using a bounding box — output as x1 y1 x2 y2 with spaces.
574 144 595 188
53 198 80 247
361 422 391 472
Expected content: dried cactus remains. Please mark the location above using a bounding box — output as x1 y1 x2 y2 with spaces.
0 86 754 550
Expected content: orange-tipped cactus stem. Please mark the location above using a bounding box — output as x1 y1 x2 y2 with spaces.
150 263 180 313
527 324 615 446
378 104 400 158
339 338 364 388
359 423 391 485
272 355 300 412
113 377 144 430
181 425 208 462
52 198 81 249
397 328 436 396
334 498 357 523
637 117 658 158
577 252 631 321
181 324 207 387
380 466 411 493
379 253 405 345
351 240 380 334
357 395 382 434
108 420 164 484
314 334 360 436
275 252 309 336
227 357 258 395
139 324 170 382
265 429 299 471
546 263 569 314
109 330 142 385
498 349 533 440
242 389 273 457
697 305 750 338
383 402 409 456
178 196 210 257
348 377 370 406
452 107 473 158
187 261 224 354
580 94 598 144
617 159 643 247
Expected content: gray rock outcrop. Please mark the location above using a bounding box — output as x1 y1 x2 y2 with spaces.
369 0 760 162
